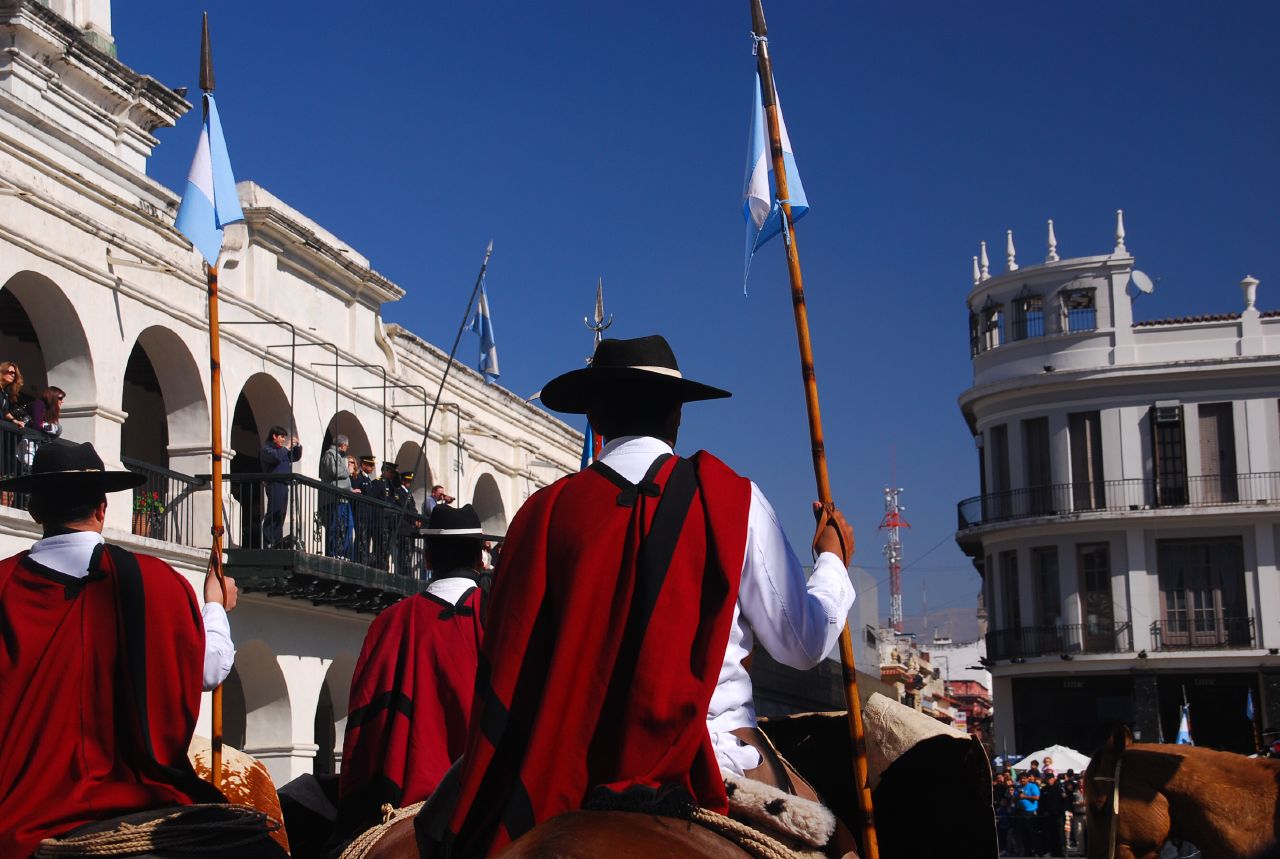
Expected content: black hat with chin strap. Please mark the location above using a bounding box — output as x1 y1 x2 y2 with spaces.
0 441 146 493
539 334 731 415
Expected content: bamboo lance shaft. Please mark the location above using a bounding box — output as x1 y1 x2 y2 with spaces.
208 262 228 790
750 3 879 856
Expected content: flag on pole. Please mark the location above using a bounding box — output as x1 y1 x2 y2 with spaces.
742 70 808 288
471 280 500 383
1247 689 1257 722
580 423 596 470
1175 703 1194 745
175 94 244 265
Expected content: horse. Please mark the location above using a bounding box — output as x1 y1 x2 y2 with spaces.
350 697 997 859
1084 725 1280 859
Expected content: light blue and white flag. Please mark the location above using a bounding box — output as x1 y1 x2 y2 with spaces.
471 280 500 383
175 94 244 265
1175 703 1194 745
580 423 596 470
1247 689 1257 722
742 71 808 289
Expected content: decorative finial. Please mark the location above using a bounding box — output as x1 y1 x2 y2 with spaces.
979 241 990 281
1006 230 1018 271
1046 219 1059 262
583 277 613 347
199 12 215 94
1114 209 1126 254
972 256 980 286
1241 274 1259 310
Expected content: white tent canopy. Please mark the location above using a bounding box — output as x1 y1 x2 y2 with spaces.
1009 744 1091 775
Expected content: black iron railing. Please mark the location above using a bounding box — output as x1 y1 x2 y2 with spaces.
121 457 206 548
1150 617 1255 651
223 472 428 579
0 422 76 511
986 622 1133 661
958 472 1280 530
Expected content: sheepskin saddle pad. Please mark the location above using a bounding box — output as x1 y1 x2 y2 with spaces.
722 771 837 849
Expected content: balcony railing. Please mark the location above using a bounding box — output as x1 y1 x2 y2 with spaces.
222 471 429 579
0 422 77 511
1150 617 1255 651
122 457 206 547
986 621 1133 661
958 472 1280 530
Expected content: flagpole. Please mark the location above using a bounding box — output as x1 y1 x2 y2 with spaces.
199 12 229 791
749 2 879 855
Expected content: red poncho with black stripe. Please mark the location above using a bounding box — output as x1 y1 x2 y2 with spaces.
0 545 222 858
442 451 750 856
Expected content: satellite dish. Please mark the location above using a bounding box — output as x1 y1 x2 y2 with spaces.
1129 270 1155 296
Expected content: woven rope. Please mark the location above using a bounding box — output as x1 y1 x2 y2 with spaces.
339 800 426 859
690 807 819 859
35 804 276 857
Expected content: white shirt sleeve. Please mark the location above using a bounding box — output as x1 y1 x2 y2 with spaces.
201 602 235 691
738 482 855 670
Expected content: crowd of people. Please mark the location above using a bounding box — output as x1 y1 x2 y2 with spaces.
993 755 1086 857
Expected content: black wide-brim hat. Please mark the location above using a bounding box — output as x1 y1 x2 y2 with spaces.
0 441 146 493
418 503 503 541
539 334 731 415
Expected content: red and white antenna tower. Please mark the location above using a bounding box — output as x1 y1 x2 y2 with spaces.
880 486 910 632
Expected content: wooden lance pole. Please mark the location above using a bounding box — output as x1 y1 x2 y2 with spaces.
749 2 880 855
199 11 230 790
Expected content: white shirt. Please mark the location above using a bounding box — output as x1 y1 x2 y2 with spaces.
28 531 235 691
596 436 855 774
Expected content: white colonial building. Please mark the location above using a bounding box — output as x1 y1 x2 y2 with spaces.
955 216 1280 755
0 0 581 785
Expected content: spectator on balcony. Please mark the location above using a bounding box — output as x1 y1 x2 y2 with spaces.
0 441 254 858
319 434 354 560
351 455 376 565
0 361 28 485
259 426 301 549
368 462 399 570
333 503 496 848
21 386 65 468
423 483 453 515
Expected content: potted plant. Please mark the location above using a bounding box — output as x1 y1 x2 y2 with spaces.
132 490 165 538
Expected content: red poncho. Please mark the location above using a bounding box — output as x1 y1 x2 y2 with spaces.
338 583 483 834
443 451 750 856
0 544 222 858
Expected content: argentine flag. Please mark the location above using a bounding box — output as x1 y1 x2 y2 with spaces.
742 71 808 288
471 281 500 383
175 94 244 265
1175 703 1193 745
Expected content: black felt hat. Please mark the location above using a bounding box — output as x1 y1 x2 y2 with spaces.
0 442 146 493
419 503 502 541
539 335 731 415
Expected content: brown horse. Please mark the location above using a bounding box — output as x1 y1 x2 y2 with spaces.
1084 725 1280 859
189 736 292 855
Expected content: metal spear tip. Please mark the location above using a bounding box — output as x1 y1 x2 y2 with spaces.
199 11 215 93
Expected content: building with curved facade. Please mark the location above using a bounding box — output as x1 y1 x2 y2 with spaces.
0 0 581 784
955 217 1280 754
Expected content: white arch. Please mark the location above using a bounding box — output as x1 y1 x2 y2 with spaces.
471 471 507 537
233 639 293 753
0 270 94 398
132 325 210 454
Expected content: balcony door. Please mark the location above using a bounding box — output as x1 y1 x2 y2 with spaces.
1023 418 1052 516
1069 411 1105 510
1197 403 1238 504
1157 538 1248 648
1078 543 1115 652
1152 403 1188 506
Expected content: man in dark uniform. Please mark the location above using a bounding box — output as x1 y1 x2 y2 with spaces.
392 469 422 577
259 425 301 549
368 462 399 570
350 455 376 564
0 443 281 857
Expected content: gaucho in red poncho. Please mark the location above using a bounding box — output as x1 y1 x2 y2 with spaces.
335 503 498 843
425 335 752 857
0 443 225 859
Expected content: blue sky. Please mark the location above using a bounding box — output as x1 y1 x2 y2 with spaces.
117 2 1280 632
